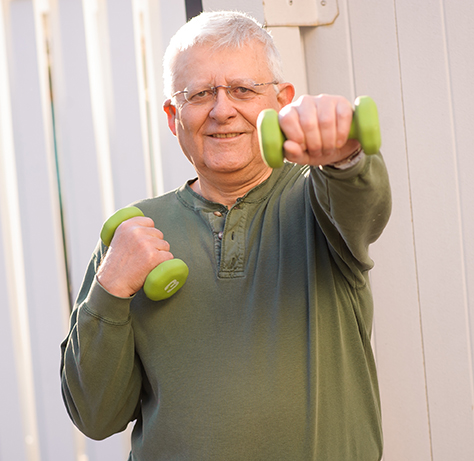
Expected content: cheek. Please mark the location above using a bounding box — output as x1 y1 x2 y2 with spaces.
175 117 205 163
175 112 194 140
177 107 207 135
177 118 200 144
249 99 277 125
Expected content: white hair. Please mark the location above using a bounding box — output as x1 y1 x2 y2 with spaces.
162 11 285 98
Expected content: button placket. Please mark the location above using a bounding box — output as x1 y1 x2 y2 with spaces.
204 209 227 267
219 206 246 276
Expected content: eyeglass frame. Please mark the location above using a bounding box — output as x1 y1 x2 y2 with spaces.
171 80 280 106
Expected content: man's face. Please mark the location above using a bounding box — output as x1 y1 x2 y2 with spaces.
164 42 294 179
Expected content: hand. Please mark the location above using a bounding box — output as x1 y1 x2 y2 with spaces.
97 217 174 298
278 94 361 166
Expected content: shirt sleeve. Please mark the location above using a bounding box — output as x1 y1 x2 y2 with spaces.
60 244 143 440
308 152 392 278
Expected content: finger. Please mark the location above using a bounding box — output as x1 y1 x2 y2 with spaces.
313 97 337 155
278 103 307 151
282 139 310 164
153 250 174 265
132 226 170 253
312 95 354 156
153 236 171 253
279 98 321 163
126 216 156 228
335 99 354 148
115 216 155 237
113 218 166 251
294 97 323 155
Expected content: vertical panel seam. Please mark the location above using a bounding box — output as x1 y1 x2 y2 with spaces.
439 0 474 434
0 3 41 458
341 0 356 101
82 0 115 218
393 0 434 458
135 2 165 197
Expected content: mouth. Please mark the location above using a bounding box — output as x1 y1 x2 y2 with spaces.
209 132 243 139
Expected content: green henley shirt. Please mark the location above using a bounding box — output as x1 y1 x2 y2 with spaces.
61 155 391 460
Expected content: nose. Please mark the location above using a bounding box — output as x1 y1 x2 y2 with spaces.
208 87 237 120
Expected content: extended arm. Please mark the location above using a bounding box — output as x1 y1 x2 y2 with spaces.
310 152 391 276
276 93 391 273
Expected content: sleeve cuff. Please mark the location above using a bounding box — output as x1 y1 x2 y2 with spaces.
81 276 134 325
328 146 364 170
317 151 369 179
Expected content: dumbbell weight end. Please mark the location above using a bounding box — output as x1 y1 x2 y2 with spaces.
348 96 381 156
257 108 286 169
100 206 145 247
144 259 189 301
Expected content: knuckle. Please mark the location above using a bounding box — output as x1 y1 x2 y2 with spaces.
338 106 353 122
160 240 171 252
306 138 322 153
318 113 333 129
299 113 319 133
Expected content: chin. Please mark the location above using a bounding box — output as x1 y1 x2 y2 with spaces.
204 153 252 172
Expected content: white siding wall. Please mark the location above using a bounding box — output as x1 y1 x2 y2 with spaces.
0 1 191 460
1 0 472 460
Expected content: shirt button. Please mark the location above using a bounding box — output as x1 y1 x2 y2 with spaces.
214 211 223 217
218 231 223 240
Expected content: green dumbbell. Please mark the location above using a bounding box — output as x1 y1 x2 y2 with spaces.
100 206 189 301
257 95 382 168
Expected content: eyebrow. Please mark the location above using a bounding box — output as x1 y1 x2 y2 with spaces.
184 77 261 88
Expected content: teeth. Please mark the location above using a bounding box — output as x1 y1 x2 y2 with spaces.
212 133 240 138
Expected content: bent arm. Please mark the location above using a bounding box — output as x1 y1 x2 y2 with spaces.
60 248 143 440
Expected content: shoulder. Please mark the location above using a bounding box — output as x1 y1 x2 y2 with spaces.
131 187 182 218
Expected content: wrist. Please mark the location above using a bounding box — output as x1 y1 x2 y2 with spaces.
327 145 364 170
96 271 136 299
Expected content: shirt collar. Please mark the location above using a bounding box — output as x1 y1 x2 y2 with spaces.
176 162 297 211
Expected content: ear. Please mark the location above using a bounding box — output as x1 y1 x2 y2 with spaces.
163 99 178 136
276 83 296 109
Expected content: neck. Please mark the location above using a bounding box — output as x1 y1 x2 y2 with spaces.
191 167 272 208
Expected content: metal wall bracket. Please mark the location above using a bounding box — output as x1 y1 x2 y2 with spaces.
263 0 339 27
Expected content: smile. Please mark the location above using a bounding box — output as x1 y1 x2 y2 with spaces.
210 133 242 138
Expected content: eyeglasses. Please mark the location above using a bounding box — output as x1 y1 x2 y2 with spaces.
172 79 279 106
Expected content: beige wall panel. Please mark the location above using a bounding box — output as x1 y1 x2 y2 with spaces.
3 0 75 459
443 0 474 377
267 26 308 98
394 0 474 459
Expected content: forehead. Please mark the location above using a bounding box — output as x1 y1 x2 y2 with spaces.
173 41 272 89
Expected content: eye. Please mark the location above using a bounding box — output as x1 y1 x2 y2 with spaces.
187 89 213 103
231 85 257 99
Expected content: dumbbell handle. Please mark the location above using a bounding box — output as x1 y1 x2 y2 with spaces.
100 206 189 301
257 95 381 169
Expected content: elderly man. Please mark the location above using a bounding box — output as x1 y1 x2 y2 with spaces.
61 11 391 461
